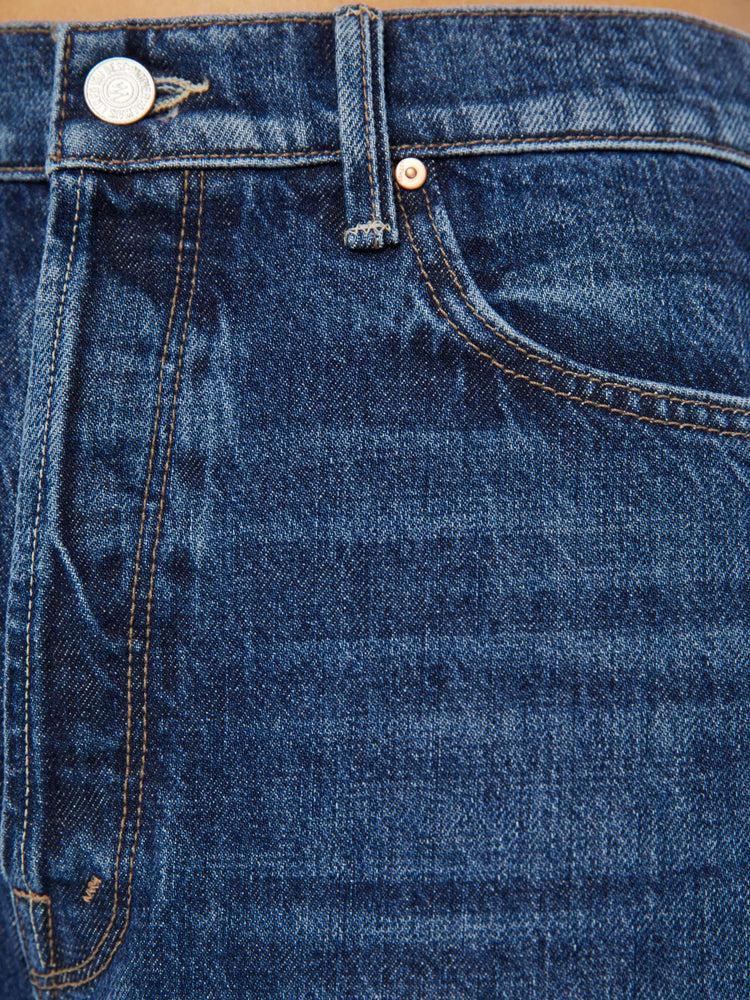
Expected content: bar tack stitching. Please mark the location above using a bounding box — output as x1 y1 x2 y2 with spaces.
81 877 102 904
344 220 391 236
395 186 750 440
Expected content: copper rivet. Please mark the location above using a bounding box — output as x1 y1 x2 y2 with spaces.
395 156 427 190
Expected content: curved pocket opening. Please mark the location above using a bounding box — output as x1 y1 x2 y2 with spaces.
395 154 750 440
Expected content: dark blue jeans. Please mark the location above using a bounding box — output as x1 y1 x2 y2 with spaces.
2 6 750 998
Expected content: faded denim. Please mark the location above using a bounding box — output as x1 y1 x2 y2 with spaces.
1 5 750 998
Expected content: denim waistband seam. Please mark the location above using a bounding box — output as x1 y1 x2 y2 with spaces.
4 7 750 184
394 135 750 172
20 9 746 46
0 25 54 35
70 15 335 32
51 148 343 167
385 6 750 44
39 134 750 174
55 32 72 163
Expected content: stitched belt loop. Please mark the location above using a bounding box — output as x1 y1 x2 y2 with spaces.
334 4 399 250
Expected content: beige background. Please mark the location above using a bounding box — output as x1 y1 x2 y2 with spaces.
1 0 749 34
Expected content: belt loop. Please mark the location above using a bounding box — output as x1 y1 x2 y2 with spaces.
334 4 399 250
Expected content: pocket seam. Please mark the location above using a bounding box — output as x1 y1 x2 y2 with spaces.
395 183 750 441
420 186 750 419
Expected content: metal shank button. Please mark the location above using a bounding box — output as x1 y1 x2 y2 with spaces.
84 57 156 125
394 157 427 190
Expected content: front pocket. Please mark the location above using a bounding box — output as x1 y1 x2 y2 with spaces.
395 153 750 441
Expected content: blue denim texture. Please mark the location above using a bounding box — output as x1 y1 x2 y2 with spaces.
1 5 750 998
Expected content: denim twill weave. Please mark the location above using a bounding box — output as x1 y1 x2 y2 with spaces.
1 6 750 999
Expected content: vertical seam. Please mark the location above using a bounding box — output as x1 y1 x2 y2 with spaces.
25 898 44 975
55 32 72 163
19 167 84 966
44 902 57 1000
10 890 32 971
29 169 204 989
356 7 377 222
110 163 189 954
124 166 205 941
25 169 190 981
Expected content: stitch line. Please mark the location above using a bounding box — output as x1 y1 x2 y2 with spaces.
356 7 378 224
50 147 340 166
26 169 191 982
0 166 46 173
383 7 749 43
55 32 71 163
0 26 54 34
10 892 33 974
18 168 84 975
121 165 205 981
46 900 56 969
73 15 332 32
24 8 744 43
28 901 44 970
49 135 750 172
14 888 54 970
12 888 51 904
13 886 55 977
30 170 204 990
394 134 750 161
419 185 750 417
124 174 205 954
44 898 56 1000
395 186 750 441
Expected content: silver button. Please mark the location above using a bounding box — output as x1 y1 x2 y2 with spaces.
395 157 427 190
84 57 155 125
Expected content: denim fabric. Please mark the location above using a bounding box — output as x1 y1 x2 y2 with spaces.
1 6 750 999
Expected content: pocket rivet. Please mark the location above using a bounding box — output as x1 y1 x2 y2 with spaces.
394 157 427 190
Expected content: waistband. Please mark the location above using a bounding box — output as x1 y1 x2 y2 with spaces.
2 3 750 182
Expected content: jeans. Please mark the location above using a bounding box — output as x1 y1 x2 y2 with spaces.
1 5 750 998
